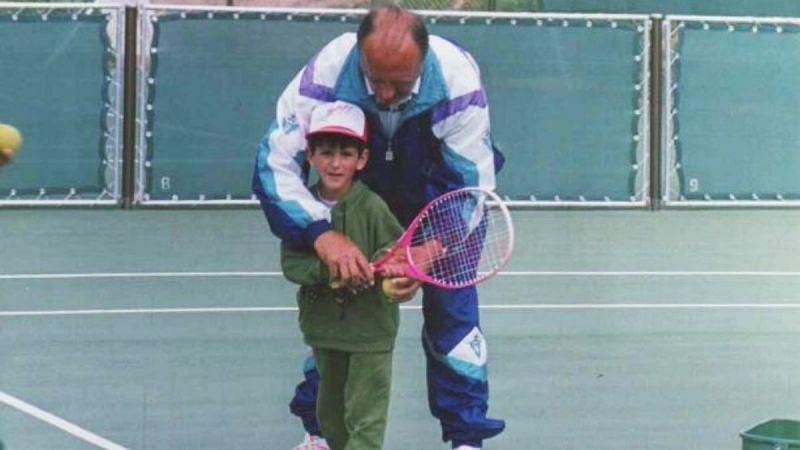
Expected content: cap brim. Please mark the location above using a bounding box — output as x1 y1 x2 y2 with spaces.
306 126 366 143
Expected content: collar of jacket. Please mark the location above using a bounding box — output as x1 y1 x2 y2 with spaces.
311 179 369 211
333 44 449 120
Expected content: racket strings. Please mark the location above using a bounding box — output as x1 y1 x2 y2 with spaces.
409 191 512 287
435 209 509 283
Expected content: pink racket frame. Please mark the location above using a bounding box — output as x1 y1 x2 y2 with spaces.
371 187 515 289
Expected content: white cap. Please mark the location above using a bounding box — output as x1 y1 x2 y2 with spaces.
306 101 368 143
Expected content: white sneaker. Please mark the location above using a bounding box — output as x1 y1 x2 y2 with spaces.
453 446 481 450
292 433 330 450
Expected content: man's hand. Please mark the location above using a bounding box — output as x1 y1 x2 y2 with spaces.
381 238 445 277
408 238 444 273
314 230 373 289
384 276 422 303
379 251 408 278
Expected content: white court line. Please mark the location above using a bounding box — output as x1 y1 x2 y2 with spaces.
0 307 299 316
2 270 800 281
0 390 127 450
480 303 800 310
500 271 800 277
2 303 800 317
0 271 282 280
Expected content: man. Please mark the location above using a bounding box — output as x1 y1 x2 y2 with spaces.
253 6 505 450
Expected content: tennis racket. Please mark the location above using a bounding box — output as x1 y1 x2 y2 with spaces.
335 187 514 290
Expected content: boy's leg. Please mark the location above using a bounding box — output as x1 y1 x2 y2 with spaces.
289 352 322 436
342 351 392 450
421 285 505 448
313 348 349 450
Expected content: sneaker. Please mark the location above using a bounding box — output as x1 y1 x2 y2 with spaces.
453 446 481 450
292 433 330 450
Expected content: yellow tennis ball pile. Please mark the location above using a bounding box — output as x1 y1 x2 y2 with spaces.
0 123 23 152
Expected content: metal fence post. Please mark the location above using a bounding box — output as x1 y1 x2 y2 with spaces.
122 5 137 209
649 15 663 209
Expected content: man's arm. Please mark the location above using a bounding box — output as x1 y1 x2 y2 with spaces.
253 113 372 287
252 34 372 287
252 69 332 247
314 230 373 288
253 33 364 247
430 38 498 192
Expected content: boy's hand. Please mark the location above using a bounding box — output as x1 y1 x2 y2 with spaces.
314 230 373 289
384 277 422 303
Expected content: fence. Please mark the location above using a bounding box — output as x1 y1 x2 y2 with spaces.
0 3 123 205
1 3 799 207
662 15 800 205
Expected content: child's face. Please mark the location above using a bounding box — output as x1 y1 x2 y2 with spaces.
307 142 368 200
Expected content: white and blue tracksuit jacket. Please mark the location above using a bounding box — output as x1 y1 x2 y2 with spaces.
253 32 500 244
253 32 505 447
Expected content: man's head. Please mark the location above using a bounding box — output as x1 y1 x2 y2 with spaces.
306 101 369 200
357 6 428 108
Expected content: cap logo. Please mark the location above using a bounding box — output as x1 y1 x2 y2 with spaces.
307 101 368 143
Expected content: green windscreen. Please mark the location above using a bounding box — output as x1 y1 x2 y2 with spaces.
536 0 800 16
430 18 646 201
0 8 118 201
143 12 647 203
142 13 353 201
668 22 800 202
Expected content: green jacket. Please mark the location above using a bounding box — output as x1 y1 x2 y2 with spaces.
281 181 404 353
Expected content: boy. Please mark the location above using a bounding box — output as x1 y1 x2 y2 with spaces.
281 101 404 450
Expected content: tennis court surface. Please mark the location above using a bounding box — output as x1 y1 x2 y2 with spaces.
1 208 799 449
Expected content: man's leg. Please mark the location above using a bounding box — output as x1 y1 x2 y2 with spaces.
289 352 322 436
422 284 505 449
342 351 392 450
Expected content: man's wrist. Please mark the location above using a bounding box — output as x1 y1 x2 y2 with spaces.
304 220 333 249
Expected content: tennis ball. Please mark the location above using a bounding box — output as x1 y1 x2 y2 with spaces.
0 123 22 152
382 277 412 298
382 277 395 296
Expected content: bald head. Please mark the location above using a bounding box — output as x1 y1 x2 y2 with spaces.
357 6 428 57
357 6 429 107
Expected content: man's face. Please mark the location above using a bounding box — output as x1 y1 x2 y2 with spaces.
360 34 422 108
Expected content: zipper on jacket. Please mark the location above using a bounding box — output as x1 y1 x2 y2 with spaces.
386 141 394 161
339 205 347 321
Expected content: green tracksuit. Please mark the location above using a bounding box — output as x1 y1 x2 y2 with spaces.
281 181 403 450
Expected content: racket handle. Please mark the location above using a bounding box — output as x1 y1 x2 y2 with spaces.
328 263 381 289
332 277 403 296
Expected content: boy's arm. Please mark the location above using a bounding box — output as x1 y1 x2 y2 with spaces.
280 243 329 286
